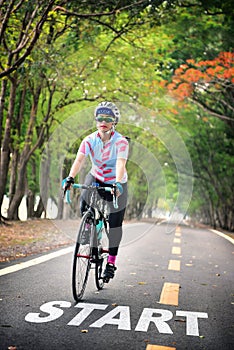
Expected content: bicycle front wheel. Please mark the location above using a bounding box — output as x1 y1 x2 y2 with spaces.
72 211 93 301
95 220 109 290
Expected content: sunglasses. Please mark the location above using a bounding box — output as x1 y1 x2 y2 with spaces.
96 116 115 123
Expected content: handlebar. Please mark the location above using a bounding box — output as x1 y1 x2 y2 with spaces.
63 182 119 209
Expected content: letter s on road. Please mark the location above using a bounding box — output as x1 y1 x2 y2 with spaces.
25 301 71 323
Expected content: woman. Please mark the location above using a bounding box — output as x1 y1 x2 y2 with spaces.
64 101 128 280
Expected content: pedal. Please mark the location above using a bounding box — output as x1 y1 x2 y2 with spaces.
103 276 110 283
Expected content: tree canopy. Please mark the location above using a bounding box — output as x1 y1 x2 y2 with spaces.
0 0 233 230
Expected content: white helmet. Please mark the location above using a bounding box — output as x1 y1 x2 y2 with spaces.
94 101 121 124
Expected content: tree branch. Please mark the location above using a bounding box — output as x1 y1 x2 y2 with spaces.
0 1 56 79
53 0 147 18
0 0 15 45
190 96 234 123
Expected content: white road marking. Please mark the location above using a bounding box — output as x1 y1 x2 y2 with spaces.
176 311 208 336
210 229 234 245
25 301 208 337
135 308 173 334
90 305 131 330
25 300 72 323
0 246 73 276
68 303 108 326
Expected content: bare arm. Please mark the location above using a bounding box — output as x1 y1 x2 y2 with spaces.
116 158 127 183
69 152 86 178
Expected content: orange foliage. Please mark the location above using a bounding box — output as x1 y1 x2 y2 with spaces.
218 51 234 66
173 83 193 100
165 52 234 100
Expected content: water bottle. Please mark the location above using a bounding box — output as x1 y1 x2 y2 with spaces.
96 219 103 241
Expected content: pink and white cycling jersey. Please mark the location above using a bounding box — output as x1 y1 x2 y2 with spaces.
78 130 129 184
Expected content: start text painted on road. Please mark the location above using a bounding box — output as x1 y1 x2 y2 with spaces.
25 301 208 337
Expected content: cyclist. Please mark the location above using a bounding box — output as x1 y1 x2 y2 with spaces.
64 101 128 281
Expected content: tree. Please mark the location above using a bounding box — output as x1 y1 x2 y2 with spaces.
1 0 234 223
1 0 177 220
0 0 62 220
184 110 234 231
165 52 234 128
161 52 234 230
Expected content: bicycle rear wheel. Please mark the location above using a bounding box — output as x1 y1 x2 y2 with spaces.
95 220 109 290
72 211 93 301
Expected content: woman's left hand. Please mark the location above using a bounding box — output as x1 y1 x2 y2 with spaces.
112 182 123 197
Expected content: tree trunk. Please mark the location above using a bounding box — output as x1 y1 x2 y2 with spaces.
0 78 8 150
7 161 26 220
0 78 8 219
57 166 65 219
147 207 152 218
9 150 20 206
26 190 35 219
57 196 64 220
39 145 52 218
0 77 17 217
33 196 45 218
7 83 42 219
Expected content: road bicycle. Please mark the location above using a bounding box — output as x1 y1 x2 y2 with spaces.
64 182 118 301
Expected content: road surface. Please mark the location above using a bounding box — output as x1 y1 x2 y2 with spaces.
0 222 233 349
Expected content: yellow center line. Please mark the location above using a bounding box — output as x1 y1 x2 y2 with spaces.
146 345 176 350
168 259 181 271
171 246 181 255
173 238 181 244
175 232 181 237
159 282 180 306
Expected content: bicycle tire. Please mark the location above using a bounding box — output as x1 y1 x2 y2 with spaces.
95 219 109 290
72 211 93 301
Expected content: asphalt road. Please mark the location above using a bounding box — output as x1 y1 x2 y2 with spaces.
0 222 233 350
